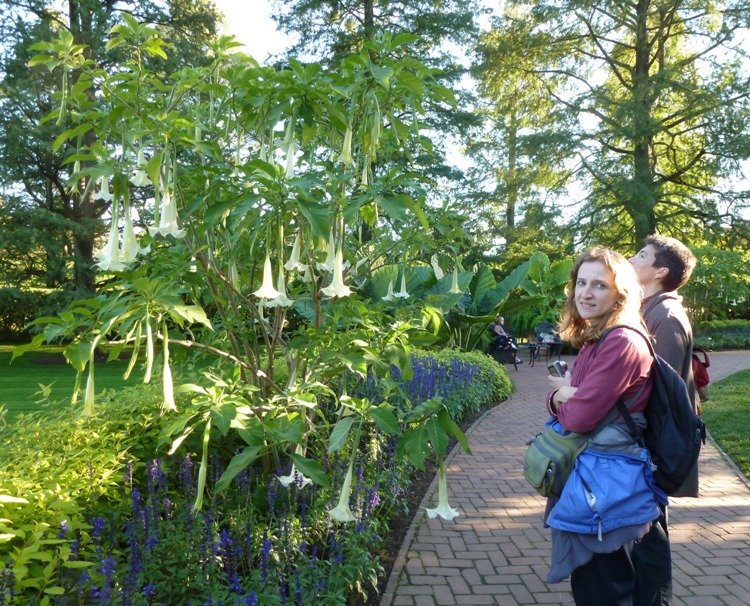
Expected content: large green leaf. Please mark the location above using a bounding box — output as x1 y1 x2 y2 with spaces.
214 445 263 493
396 426 429 470
296 199 332 241
328 416 355 452
470 264 500 314
289 453 330 487
369 405 399 434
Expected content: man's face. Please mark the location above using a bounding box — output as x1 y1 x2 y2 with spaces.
629 244 664 287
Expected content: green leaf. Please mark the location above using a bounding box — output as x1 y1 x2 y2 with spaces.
296 199 332 241
438 408 471 455
210 403 239 436
328 416 355 452
215 445 263 492
63 342 94 372
369 405 399 434
371 64 394 89
168 305 212 329
11 334 46 363
425 416 449 457
289 453 330 487
265 413 304 443
396 427 429 470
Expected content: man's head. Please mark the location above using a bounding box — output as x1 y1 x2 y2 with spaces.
629 235 697 294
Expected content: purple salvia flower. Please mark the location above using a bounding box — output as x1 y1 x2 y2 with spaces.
58 520 69 539
260 533 272 583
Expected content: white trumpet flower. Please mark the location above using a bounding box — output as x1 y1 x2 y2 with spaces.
321 248 352 298
382 278 396 302
449 264 463 294
284 233 308 273
284 139 297 180
266 267 294 308
278 464 312 488
393 272 410 299
162 322 177 412
425 458 459 521
95 219 126 272
95 176 114 202
431 255 444 280
130 149 152 187
328 458 356 523
299 265 315 283
278 446 313 488
316 235 337 272
337 126 354 165
253 254 281 299
82 358 95 417
149 189 185 239
121 212 149 263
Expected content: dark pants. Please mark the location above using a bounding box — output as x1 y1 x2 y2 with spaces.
632 511 672 606
571 544 636 606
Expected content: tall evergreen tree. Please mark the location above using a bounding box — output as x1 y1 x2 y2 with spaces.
485 0 750 248
462 5 578 268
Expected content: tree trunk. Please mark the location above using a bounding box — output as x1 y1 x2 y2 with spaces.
631 0 657 244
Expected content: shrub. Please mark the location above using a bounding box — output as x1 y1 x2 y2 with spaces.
693 320 750 350
380 349 512 421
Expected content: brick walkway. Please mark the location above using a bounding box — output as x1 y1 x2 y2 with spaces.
381 351 750 606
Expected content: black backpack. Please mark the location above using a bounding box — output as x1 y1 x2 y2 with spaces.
599 326 706 495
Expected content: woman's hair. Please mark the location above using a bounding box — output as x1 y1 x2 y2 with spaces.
559 246 646 348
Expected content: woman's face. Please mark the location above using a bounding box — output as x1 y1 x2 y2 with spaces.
574 260 619 322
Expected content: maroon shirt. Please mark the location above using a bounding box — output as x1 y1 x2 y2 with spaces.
547 327 652 433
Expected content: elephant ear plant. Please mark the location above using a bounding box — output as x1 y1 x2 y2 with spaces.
14 19 473 527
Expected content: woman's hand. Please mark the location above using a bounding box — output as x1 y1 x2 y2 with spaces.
547 372 571 390
547 372 576 407
551 385 577 405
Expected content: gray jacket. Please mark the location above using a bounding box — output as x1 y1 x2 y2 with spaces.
642 290 699 497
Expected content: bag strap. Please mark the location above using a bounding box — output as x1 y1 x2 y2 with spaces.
594 325 652 447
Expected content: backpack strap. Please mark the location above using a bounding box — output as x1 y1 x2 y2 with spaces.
594 325 653 447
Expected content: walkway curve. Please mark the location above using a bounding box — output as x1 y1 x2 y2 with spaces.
380 351 750 606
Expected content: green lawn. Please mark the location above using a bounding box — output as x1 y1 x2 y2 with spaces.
0 344 137 421
701 369 750 479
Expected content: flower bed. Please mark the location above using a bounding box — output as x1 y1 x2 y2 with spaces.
0 349 510 605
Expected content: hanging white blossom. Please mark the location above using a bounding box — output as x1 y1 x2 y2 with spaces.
382 278 396 302
253 254 282 299
449 264 463 294
431 254 445 280
95 217 126 272
425 459 459 521
321 248 352 298
148 189 185 239
393 272 410 299
337 126 354 165
328 458 356 522
316 234 337 272
130 149 152 187
278 446 313 488
95 176 114 202
266 266 294 308
284 232 308 273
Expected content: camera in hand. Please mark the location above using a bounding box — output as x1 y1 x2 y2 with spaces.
547 360 568 377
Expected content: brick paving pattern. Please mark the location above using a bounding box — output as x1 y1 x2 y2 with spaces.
381 351 750 606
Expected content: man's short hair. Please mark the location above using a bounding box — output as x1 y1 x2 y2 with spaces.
644 235 697 291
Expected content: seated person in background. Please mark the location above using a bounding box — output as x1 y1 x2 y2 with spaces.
490 315 522 363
